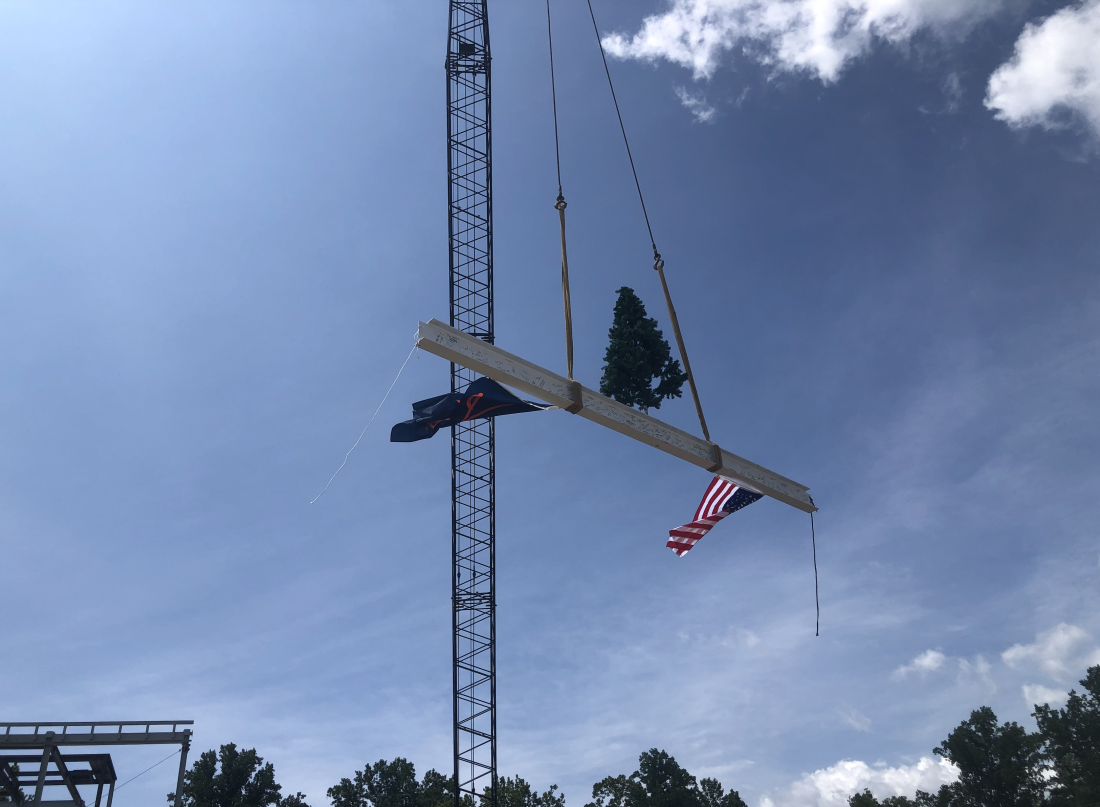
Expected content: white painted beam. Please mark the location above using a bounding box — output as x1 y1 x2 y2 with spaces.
416 319 816 513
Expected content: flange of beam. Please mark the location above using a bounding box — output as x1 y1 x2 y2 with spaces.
0 732 188 748
416 319 816 513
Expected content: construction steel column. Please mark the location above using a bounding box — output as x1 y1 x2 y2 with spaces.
446 3 496 807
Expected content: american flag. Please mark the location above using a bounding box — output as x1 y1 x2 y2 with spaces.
667 476 763 556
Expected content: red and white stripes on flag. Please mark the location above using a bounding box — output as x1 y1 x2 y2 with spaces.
667 476 763 556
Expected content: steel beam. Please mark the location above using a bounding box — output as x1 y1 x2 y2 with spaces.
0 722 193 750
173 730 190 807
34 745 51 804
0 760 23 805
416 319 815 512
0 732 188 749
49 748 85 807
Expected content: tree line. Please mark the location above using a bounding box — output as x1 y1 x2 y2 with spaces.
158 665 1098 807
848 664 1099 807
165 746 740 807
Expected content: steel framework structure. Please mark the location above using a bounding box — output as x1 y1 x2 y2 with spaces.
446 3 496 807
0 721 193 807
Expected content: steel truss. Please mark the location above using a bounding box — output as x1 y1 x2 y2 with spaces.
0 721 193 807
446 3 495 807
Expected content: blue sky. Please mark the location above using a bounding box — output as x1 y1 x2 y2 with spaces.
2 1 1099 806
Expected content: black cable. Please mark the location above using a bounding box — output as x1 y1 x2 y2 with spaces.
546 0 563 198
811 510 820 637
114 748 181 791
585 0 659 259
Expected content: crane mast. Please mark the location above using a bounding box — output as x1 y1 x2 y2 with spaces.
446 3 496 806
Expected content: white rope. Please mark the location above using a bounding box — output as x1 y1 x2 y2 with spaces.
310 333 419 504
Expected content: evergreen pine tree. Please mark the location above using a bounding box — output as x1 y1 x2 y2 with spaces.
600 287 687 412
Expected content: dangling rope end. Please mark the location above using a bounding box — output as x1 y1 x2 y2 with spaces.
811 510 820 637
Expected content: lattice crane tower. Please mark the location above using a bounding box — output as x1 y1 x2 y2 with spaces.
446 3 496 806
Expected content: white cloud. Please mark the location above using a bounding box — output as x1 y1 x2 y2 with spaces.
841 708 873 732
1002 623 1100 683
764 757 958 807
985 0 1100 138
942 72 963 112
892 649 946 679
957 655 995 690
676 87 719 122
601 0 1001 84
1022 683 1069 707
739 628 762 648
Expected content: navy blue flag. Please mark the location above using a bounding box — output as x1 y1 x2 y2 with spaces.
390 377 550 443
